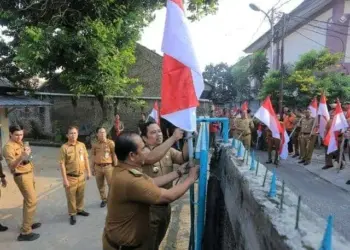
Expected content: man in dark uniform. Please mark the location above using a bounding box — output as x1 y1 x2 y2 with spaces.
102 132 199 250
141 122 188 250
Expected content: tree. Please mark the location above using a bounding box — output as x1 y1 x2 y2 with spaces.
0 0 219 134
203 63 234 104
231 58 251 103
260 49 350 108
247 50 269 91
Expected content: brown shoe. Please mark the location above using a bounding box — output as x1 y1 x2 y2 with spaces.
31 222 41 230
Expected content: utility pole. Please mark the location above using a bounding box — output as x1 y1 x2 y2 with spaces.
279 14 287 117
270 9 275 70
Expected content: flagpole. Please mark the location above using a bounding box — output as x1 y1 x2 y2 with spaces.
187 131 195 250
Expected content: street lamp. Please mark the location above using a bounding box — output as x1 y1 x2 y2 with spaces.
249 3 275 69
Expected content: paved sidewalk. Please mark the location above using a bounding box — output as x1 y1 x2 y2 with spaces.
0 146 191 250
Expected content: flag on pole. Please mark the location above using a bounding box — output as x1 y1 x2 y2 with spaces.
323 100 348 154
308 97 318 118
160 0 204 131
254 96 290 159
318 93 330 139
241 101 248 111
148 101 160 124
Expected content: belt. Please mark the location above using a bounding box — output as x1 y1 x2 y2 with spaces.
67 173 82 177
96 163 112 167
302 133 310 135
14 171 31 177
105 233 141 250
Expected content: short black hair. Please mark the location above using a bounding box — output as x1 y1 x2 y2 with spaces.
140 121 157 137
67 126 79 133
9 125 24 134
115 132 139 161
96 126 105 133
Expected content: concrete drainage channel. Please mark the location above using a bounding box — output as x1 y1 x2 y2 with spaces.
203 143 349 250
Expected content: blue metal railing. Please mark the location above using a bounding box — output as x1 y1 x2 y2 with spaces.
189 117 229 250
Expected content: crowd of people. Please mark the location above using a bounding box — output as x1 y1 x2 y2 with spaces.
0 118 199 250
211 104 350 184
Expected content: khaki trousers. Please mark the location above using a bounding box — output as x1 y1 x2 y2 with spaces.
267 138 281 163
293 130 300 155
95 165 113 201
149 205 172 250
241 134 251 150
65 174 85 215
14 172 37 235
299 134 310 160
302 134 317 162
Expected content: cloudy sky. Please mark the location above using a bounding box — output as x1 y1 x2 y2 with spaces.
140 0 303 70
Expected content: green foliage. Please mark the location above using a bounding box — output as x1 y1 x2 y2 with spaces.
248 50 269 88
0 0 219 120
260 49 350 108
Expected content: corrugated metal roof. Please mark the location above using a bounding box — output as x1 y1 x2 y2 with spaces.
0 95 51 107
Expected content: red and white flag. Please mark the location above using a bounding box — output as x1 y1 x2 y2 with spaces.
160 0 204 131
254 96 290 159
308 97 318 118
317 94 330 139
241 101 248 111
148 101 160 124
324 100 348 154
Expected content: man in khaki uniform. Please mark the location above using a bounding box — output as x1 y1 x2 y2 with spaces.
292 109 303 158
0 155 8 232
265 116 283 165
103 132 198 250
59 126 91 225
3 125 41 241
234 109 254 150
141 122 188 250
91 127 117 208
298 110 315 165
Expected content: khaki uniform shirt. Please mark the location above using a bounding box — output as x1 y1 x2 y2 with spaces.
105 163 161 246
59 141 89 175
91 139 115 165
3 140 34 174
143 148 183 189
234 118 254 136
300 117 315 134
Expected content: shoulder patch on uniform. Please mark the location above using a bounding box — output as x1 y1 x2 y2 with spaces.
128 169 143 177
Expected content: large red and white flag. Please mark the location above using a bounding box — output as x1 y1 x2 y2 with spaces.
317 94 330 139
149 101 160 124
254 96 290 159
160 0 204 131
324 100 348 154
308 97 318 118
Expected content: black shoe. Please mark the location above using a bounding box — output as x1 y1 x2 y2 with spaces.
31 222 41 230
70 216 76 225
322 165 333 170
346 180 350 185
77 210 90 217
17 232 40 241
0 223 8 232
265 160 272 164
100 201 107 208
303 162 310 166
298 160 305 164
292 154 299 158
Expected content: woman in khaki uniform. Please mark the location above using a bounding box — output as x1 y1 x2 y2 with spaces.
3 125 41 241
59 126 91 225
91 127 117 208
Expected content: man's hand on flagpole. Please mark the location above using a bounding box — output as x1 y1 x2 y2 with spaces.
172 128 184 141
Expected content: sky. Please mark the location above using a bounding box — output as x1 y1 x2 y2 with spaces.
140 0 304 71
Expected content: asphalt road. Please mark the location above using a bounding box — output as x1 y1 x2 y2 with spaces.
255 150 350 241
